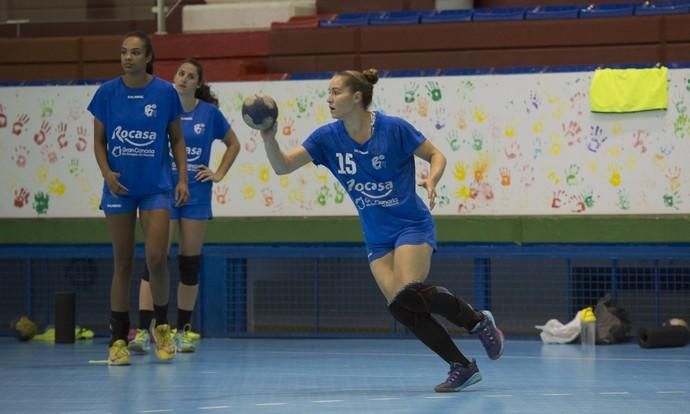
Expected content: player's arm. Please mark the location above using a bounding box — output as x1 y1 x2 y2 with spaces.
168 117 189 205
260 123 312 175
197 128 241 183
93 118 127 195
414 139 446 210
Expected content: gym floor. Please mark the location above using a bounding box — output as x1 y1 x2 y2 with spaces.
2 337 689 414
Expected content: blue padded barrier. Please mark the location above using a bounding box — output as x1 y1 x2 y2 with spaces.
319 12 382 27
525 6 580 20
493 66 545 74
579 3 639 18
634 2 690 15
440 67 494 75
369 11 423 25
472 7 527 21
286 71 335 80
420 9 473 24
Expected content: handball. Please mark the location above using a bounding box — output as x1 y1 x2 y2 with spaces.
241 93 278 130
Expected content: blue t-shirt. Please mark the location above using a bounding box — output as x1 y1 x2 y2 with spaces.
303 112 433 245
172 100 231 205
87 76 183 197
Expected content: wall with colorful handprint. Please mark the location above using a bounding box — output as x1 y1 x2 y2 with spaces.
2 69 689 217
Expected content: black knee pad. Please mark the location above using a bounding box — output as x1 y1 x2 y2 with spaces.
388 299 415 327
178 255 201 286
393 282 454 313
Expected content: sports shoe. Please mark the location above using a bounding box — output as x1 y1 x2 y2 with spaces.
171 327 201 341
434 359 482 392
472 310 505 360
127 329 151 354
152 323 176 360
173 324 196 353
108 339 130 366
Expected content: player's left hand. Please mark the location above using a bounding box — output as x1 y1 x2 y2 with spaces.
195 165 222 183
175 181 189 207
418 179 437 210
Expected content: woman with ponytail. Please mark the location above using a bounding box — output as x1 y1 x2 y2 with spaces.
258 68 504 392
130 59 241 354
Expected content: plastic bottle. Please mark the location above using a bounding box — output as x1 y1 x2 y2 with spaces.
580 307 597 353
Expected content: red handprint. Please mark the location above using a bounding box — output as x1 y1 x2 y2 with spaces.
13 113 30 136
75 126 88 152
214 185 228 205
56 122 68 149
14 188 30 208
552 190 566 208
33 120 51 145
0 104 7 128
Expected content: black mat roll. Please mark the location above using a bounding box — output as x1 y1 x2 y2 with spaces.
638 326 689 349
55 291 75 344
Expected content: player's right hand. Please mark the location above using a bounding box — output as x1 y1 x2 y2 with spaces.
260 121 278 140
104 171 128 196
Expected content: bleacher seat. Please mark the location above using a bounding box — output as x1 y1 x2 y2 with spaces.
579 3 639 19
420 9 472 23
634 1 690 15
319 12 381 27
472 7 527 21
525 6 580 20
368 11 423 25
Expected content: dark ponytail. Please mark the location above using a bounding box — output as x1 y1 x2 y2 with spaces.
181 58 219 106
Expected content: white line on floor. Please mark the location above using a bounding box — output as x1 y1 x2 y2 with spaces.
311 400 343 404
656 391 687 394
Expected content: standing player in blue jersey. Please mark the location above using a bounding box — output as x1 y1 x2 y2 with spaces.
129 59 241 354
259 69 504 392
88 31 189 365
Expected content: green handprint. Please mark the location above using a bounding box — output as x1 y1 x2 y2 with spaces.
426 81 442 102
437 185 450 208
663 192 682 209
33 191 50 215
472 131 483 151
296 96 311 118
317 184 331 206
68 158 82 176
581 188 596 208
674 114 690 139
616 189 630 211
40 98 54 118
565 164 581 186
333 183 345 204
446 130 461 151
404 82 419 104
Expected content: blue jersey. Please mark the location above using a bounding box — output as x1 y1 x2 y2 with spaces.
87 76 183 197
172 100 231 205
303 112 433 245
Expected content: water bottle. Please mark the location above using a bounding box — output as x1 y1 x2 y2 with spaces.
580 307 596 353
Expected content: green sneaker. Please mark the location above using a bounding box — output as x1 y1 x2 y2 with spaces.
174 324 196 353
127 329 150 354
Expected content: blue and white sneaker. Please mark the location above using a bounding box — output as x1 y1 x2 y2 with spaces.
434 359 482 392
472 310 505 360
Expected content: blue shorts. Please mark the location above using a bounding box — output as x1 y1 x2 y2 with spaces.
366 224 437 263
100 191 172 215
171 204 212 220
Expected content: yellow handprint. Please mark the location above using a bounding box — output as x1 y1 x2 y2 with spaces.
48 178 65 197
241 185 256 200
453 162 468 181
259 165 270 183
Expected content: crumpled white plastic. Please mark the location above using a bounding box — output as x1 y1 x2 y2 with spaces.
535 310 583 344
